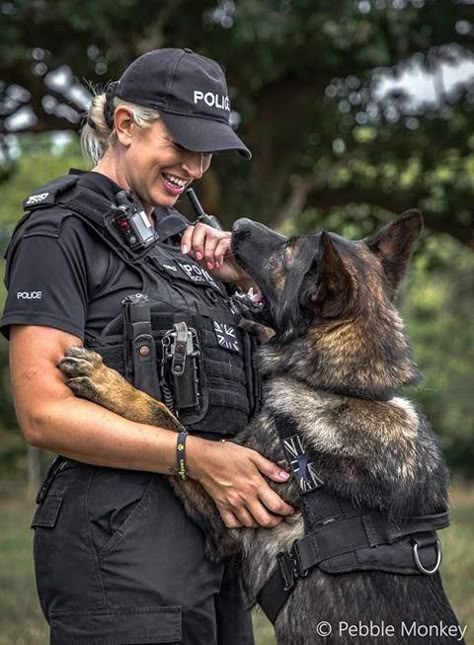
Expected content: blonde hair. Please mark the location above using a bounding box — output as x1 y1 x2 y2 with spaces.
81 93 161 165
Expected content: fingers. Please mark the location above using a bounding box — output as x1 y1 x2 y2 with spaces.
213 237 231 268
203 233 223 269
187 223 207 262
257 487 295 518
218 496 284 529
216 475 294 528
180 226 195 256
190 439 296 529
229 506 257 529
180 223 231 269
246 498 285 528
220 510 243 529
251 452 292 484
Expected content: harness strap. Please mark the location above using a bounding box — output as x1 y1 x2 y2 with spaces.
293 509 449 572
258 507 448 624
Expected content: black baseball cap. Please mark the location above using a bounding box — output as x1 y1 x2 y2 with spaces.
115 48 251 159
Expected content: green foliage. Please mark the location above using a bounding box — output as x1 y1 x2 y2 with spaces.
404 237 474 478
0 135 85 254
0 1 472 245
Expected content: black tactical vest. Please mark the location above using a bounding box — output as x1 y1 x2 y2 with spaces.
11 174 258 439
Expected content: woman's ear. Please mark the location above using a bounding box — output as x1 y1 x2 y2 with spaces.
365 210 423 295
113 107 135 147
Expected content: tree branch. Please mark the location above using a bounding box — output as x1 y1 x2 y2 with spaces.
303 186 474 249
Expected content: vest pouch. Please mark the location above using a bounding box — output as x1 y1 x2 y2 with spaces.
153 311 251 437
89 286 253 439
122 295 161 399
160 322 208 422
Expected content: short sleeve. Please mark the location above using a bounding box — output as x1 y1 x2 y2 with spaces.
1 232 88 340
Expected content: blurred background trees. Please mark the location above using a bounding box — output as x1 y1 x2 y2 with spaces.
0 0 472 487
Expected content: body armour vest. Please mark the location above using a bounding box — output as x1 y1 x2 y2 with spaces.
9 174 259 439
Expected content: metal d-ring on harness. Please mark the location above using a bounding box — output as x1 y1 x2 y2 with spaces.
413 536 442 575
256 414 450 624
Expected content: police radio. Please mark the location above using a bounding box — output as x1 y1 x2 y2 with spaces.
186 188 224 231
110 190 157 251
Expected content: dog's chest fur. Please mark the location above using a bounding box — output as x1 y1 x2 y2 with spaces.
235 375 448 604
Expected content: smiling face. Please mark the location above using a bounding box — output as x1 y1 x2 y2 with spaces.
111 110 212 209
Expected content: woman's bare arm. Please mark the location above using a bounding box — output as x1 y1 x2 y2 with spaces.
9 324 293 527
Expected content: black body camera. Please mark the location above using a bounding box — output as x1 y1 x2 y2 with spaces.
110 190 157 251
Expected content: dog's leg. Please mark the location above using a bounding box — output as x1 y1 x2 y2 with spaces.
58 346 182 431
238 318 275 343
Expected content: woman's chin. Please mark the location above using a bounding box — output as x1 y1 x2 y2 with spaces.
148 189 180 209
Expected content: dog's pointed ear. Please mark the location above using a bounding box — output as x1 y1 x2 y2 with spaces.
311 232 353 318
366 210 423 294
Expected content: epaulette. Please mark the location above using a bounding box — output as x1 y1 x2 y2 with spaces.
22 175 79 210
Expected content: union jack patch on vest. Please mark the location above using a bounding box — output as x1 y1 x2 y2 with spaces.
213 320 240 352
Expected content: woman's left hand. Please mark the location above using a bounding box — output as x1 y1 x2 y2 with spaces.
180 222 251 286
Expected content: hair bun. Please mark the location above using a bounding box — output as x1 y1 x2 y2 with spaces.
103 81 119 128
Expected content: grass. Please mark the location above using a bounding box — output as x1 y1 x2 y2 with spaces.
0 486 472 645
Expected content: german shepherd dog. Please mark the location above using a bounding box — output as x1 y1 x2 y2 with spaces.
58 211 465 644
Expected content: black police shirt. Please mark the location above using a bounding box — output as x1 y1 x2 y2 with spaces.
1 170 147 341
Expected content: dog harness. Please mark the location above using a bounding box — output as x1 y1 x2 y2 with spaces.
257 414 450 623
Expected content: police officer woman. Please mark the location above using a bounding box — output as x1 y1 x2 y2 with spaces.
1 49 293 645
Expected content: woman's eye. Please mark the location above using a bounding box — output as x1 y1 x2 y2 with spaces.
173 141 186 152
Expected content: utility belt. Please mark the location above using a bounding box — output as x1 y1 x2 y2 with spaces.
86 293 260 439
257 422 450 624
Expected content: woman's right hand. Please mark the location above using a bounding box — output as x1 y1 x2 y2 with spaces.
186 436 295 528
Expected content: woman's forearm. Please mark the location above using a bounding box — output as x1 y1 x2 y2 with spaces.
28 395 179 474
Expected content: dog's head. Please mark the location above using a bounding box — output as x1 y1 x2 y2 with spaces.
231 211 423 342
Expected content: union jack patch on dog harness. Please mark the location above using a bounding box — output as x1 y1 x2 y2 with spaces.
282 433 324 493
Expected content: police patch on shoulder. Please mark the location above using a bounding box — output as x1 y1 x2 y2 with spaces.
213 320 240 352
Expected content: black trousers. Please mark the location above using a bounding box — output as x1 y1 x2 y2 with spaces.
32 459 255 645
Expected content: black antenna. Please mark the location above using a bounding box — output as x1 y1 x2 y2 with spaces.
185 188 223 230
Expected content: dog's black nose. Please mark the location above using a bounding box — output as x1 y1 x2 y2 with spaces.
232 228 251 243
232 218 253 235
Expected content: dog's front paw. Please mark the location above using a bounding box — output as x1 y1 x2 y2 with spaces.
58 346 110 403
58 346 103 377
